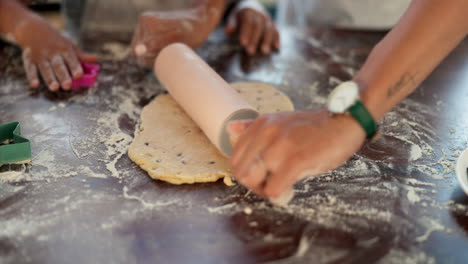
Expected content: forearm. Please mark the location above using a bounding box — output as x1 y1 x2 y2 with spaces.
0 0 41 44
0 0 28 36
356 0 468 120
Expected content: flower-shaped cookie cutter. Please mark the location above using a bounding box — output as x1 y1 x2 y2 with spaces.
0 122 32 166
71 63 100 90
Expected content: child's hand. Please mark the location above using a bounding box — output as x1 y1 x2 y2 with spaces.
16 15 97 91
131 7 218 68
225 0 279 55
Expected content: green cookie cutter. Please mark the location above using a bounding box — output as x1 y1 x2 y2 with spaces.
0 122 32 166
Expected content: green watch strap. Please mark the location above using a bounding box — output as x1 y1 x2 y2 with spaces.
348 101 377 139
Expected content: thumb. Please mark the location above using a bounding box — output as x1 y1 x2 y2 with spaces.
227 119 253 146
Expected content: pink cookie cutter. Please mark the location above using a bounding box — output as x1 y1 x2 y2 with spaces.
71 63 100 90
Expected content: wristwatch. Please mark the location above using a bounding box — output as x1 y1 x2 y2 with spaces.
326 81 378 139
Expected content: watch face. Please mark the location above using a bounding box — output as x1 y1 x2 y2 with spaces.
327 81 359 113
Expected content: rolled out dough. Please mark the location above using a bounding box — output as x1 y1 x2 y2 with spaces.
128 82 294 185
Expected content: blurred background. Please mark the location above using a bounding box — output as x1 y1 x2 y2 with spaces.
30 0 411 41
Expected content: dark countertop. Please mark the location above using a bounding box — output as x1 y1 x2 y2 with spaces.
1 27 467 264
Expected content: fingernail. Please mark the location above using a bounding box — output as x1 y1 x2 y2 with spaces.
73 71 83 79
49 82 59 91
262 46 270 54
62 80 72 90
31 80 39 88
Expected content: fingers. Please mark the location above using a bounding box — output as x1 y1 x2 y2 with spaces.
236 9 279 55
22 48 39 88
51 55 72 90
227 120 252 138
261 20 275 54
231 116 286 197
239 10 254 49
231 117 267 166
261 138 319 198
227 120 253 146
24 62 39 88
236 156 269 196
239 136 291 197
246 15 264 55
274 28 280 50
232 119 279 184
24 49 77 91
263 156 307 198
38 61 59 91
63 50 83 79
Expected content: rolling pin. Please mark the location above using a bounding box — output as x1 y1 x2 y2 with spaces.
155 43 294 206
154 43 259 157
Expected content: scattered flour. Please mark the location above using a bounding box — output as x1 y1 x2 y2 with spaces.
122 186 177 209
407 187 421 203
101 42 131 60
295 236 310 258
410 144 423 161
0 31 465 264
243 207 253 215
415 218 448 243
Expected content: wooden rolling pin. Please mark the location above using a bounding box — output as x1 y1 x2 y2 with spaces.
154 43 259 157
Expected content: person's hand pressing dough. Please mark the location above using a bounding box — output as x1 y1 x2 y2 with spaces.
15 15 97 91
131 5 222 68
225 0 279 55
230 110 366 198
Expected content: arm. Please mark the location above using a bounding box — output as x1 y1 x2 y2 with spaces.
358 0 468 120
0 0 96 91
229 0 468 198
0 0 34 43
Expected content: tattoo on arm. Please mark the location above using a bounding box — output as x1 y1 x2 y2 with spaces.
387 73 416 98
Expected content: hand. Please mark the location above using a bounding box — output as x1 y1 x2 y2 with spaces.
229 110 366 198
16 15 97 91
225 0 279 55
131 8 216 68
